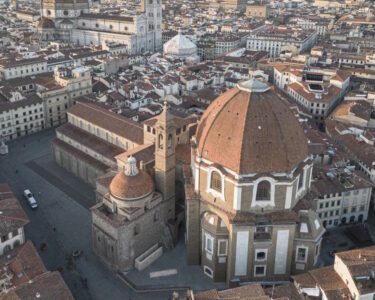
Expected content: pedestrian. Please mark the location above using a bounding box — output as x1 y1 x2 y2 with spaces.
15 169 18 174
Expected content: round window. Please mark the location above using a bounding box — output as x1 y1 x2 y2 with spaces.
63 10 68 16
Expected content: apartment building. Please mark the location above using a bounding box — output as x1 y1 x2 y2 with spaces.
37 66 92 127
293 246 375 300
0 184 29 255
311 167 373 228
274 65 350 128
247 26 317 58
0 56 48 80
194 246 375 300
245 4 268 19
0 86 44 141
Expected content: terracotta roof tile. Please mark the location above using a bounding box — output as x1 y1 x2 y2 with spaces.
68 102 143 145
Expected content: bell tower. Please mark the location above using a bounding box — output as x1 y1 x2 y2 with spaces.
155 101 176 222
144 0 162 52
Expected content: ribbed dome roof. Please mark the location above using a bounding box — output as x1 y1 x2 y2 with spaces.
163 32 197 56
109 170 153 200
195 79 308 175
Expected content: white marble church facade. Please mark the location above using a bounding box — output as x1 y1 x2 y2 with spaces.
38 0 162 54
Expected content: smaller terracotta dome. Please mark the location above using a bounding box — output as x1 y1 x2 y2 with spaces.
110 170 153 200
109 156 153 200
38 18 55 29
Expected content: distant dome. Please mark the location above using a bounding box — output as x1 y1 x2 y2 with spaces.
38 18 55 29
163 31 197 58
195 79 309 175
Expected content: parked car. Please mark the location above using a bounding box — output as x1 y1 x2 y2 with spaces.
23 189 38 209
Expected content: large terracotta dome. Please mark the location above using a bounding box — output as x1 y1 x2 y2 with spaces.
109 157 154 200
195 79 308 174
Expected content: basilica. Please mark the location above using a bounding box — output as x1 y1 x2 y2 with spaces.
85 79 324 283
38 0 162 53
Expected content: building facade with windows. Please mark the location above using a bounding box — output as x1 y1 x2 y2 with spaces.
274 65 351 128
0 57 48 81
0 184 29 256
38 0 162 54
311 167 373 228
184 79 324 285
0 88 45 141
247 26 317 58
245 4 268 19
37 66 92 127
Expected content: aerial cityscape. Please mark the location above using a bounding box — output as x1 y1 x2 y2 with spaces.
0 0 375 299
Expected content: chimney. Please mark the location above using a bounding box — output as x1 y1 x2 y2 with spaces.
140 160 145 170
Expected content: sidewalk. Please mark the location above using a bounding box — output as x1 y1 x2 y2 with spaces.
123 236 226 293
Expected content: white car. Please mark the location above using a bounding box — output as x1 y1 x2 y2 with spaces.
23 189 38 209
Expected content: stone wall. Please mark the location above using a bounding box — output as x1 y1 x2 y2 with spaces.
52 142 105 186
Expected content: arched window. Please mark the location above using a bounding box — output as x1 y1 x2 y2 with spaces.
158 134 163 149
210 171 222 192
168 134 173 149
256 181 270 201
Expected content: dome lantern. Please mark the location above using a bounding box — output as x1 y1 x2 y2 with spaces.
125 156 139 177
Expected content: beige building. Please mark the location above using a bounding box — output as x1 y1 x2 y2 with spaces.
245 5 268 19
185 79 324 285
0 89 44 141
0 184 29 256
37 66 92 127
210 0 247 11
193 246 375 300
293 246 375 300
0 56 47 81
311 167 373 228
274 65 351 128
